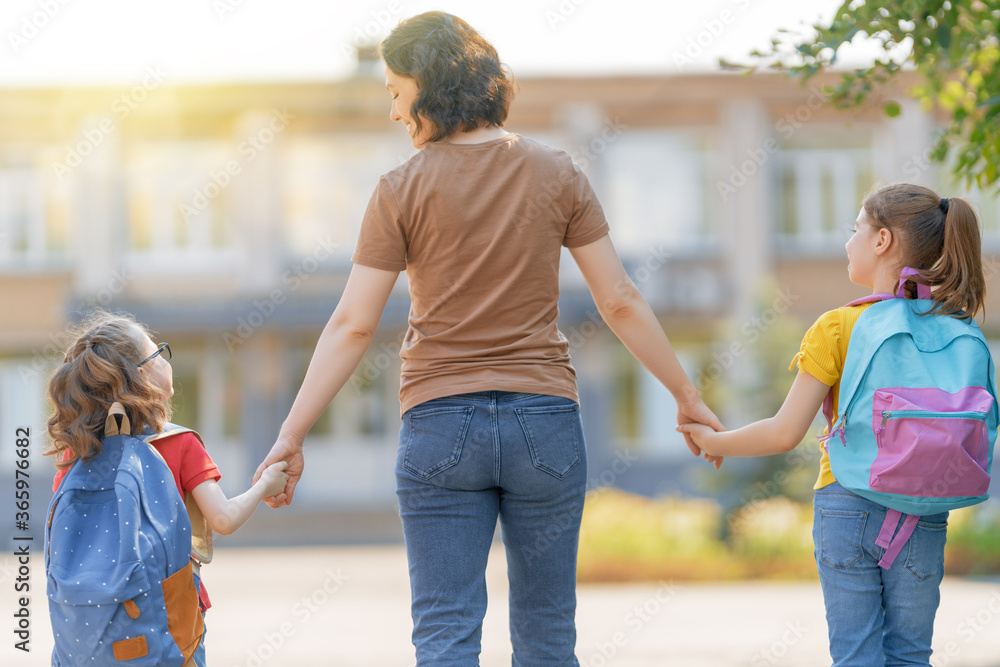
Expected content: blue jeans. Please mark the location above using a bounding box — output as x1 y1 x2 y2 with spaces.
395 391 588 667
813 482 949 666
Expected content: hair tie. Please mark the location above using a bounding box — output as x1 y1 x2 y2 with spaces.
940 198 949 213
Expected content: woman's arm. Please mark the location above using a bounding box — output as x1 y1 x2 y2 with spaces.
568 235 725 461
252 263 400 506
190 461 288 535
677 371 831 457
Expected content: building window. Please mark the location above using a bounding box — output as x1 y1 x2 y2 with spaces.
122 142 236 270
777 148 874 251
596 131 717 253
0 167 69 266
281 134 410 260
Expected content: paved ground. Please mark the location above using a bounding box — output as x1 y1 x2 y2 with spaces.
5 545 1000 666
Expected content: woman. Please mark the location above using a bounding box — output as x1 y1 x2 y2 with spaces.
255 11 723 665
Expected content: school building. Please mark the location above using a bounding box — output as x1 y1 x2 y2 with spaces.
1 63 998 536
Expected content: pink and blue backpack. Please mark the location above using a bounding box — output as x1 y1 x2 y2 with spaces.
823 268 998 569
45 403 204 665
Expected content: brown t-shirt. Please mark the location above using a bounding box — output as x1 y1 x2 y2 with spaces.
352 133 610 415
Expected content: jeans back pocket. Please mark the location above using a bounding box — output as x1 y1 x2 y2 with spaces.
514 403 582 479
402 405 476 480
817 509 867 569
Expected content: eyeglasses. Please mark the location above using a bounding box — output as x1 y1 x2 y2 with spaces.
138 342 171 367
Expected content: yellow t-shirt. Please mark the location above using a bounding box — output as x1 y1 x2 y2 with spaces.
789 302 874 489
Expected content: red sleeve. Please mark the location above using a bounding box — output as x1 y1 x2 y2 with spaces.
152 432 221 498
52 449 74 491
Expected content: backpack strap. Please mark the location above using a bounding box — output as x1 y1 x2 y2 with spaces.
875 510 920 569
842 266 931 308
898 267 932 300
844 293 895 307
143 426 214 566
105 402 131 437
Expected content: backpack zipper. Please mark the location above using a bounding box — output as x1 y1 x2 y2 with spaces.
818 413 848 446
877 409 988 432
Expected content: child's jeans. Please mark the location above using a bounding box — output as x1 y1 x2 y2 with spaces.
395 391 587 666
813 481 948 666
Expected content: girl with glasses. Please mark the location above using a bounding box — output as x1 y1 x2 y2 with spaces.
47 310 289 666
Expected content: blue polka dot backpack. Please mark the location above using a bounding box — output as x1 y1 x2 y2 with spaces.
45 402 204 665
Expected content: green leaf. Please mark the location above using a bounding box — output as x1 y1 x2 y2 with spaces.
937 23 951 50
884 101 903 117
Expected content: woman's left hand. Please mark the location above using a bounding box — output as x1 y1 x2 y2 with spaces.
676 398 725 469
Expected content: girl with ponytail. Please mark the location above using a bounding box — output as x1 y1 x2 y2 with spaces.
680 183 992 664
862 184 985 320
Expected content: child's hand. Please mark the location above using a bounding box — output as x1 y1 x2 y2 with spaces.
257 461 290 499
675 422 720 458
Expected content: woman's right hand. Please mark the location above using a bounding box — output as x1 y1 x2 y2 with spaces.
257 461 290 499
253 432 304 508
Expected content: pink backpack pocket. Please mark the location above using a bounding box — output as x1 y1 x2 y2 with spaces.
870 386 992 498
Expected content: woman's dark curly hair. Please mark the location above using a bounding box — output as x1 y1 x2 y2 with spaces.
379 12 515 142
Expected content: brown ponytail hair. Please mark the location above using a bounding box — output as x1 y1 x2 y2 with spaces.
45 311 170 469
862 183 986 321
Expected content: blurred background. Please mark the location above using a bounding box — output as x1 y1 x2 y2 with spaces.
2 0 999 584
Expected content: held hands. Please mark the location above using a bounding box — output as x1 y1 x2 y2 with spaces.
252 432 304 508
675 422 721 460
256 461 290 498
676 396 725 469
